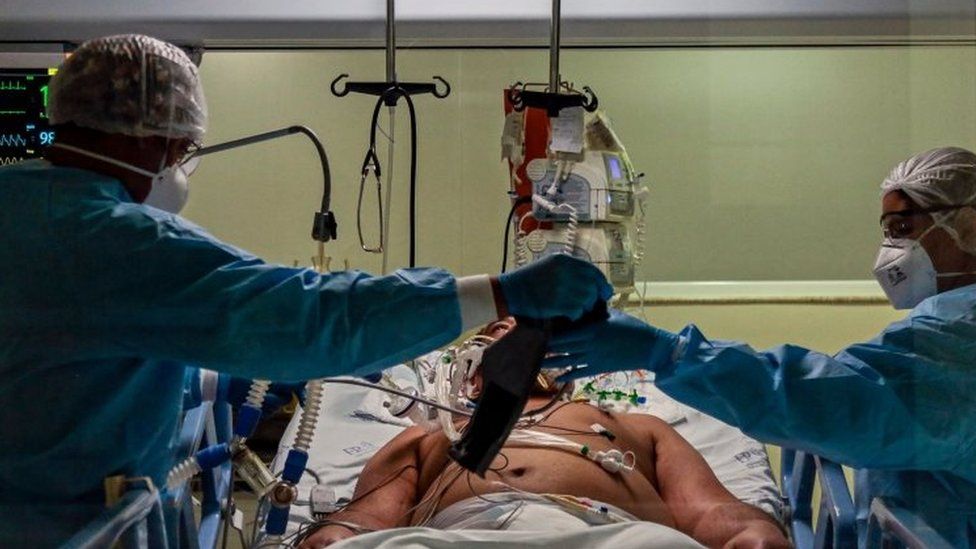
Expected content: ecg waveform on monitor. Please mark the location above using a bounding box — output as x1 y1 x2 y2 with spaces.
0 134 28 147
1 157 25 166
0 110 27 116
0 80 28 91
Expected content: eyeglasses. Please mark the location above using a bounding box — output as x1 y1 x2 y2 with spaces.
175 141 203 175
879 205 968 239
177 141 202 167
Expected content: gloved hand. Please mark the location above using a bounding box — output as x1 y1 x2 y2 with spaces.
497 254 613 320
543 309 680 381
219 375 307 416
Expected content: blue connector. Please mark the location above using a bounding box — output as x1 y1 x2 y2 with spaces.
281 449 309 484
264 449 310 536
266 506 290 536
196 443 233 471
234 404 262 439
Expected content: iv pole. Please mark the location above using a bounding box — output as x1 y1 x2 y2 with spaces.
332 0 450 273
549 0 561 94
507 0 598 117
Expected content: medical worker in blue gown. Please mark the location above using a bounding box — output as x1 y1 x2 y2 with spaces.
549 147 976 547
0 35 612 547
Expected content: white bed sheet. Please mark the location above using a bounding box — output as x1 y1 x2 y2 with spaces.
329 522 704 549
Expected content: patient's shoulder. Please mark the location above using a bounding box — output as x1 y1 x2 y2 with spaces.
373 425 430 459
613 409 673 434
612 411 687 451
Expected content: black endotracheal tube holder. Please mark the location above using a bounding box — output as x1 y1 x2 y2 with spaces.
187 125 337 244
449 301 610 476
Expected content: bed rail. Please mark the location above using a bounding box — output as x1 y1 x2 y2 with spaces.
780 450 955 549
61 481 167 549
780 449 856 549
63 399 233 549
865 498 955 549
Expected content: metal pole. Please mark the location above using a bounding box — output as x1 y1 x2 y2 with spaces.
386 0 396 82
549 0 561 92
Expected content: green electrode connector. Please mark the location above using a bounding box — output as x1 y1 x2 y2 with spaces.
580 380 647 407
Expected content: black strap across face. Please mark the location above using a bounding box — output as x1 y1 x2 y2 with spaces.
449 301 609 476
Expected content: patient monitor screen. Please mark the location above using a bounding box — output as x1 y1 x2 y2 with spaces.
0 68 57 166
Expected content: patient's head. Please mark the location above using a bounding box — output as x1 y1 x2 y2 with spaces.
479 317 516 339
469 317 568 397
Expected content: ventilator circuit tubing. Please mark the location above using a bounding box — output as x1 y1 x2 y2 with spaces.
166 378 272 490
293 380 323 453
265 379 325 537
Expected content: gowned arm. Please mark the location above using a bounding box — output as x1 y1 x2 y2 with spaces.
655 322 973 476
643 416 789 548
60 212 463 381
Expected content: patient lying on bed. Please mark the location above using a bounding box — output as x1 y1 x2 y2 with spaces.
299 319 790 549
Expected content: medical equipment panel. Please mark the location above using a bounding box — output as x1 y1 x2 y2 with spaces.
526 225 635 289
0 67 56 166
528 152 636 222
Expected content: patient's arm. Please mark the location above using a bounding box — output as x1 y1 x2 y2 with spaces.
298 427 426 548
632 415 789 549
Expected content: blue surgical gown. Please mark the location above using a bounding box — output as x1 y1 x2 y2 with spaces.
0 160 463 546
654 284 976 547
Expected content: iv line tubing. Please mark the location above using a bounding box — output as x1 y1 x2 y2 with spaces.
322 377 473 417
381 107 395 275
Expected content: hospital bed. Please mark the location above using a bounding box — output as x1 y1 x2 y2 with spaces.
65 367 951 548
264 367 776 546
261 364 953 548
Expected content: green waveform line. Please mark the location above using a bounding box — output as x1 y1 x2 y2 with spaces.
0 81 28 91
0 110 27 115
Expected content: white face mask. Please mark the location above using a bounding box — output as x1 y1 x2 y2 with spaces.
873 231 938 310
873 225 976 309
143 163 190 213
50 143 191 214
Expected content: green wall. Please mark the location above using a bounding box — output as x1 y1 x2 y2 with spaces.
187 46 976 280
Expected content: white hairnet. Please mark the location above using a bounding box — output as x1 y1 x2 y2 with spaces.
881 146 976 254
48 34 207 141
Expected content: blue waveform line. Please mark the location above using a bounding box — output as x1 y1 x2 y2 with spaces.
0 134 28 147
0 157 26 166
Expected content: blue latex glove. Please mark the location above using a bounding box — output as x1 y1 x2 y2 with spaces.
543 309 680 380
219 375 307 415
498 254 613 320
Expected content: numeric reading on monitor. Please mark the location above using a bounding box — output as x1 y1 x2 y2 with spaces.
0 68 56 165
